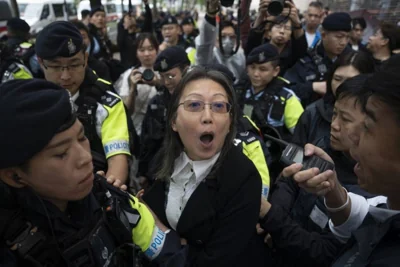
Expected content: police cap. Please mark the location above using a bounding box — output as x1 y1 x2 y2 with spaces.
90 5 106 17
7 18 30 33
35 21 83 60
154 46 190 72
246 43 279 66
181 17 195 26
322 12 352 32
0 79 76 169
160 15 178 27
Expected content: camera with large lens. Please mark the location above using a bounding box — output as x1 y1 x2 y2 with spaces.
267 0 285 16
142 69 155 82
220 0 234 7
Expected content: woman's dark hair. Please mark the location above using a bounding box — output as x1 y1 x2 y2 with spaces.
324 51 375 104
135 32 159 55
335 74 371 104
155 66 238 181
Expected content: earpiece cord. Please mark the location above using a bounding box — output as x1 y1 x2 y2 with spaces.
31 189 66 262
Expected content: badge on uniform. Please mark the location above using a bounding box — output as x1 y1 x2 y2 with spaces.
168 17 172 23
243 104 254 117
67 38 76 55
161 59 168 71
259 52 265 63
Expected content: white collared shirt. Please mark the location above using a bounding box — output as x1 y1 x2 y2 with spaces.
166 152 220 230
70 91 80 111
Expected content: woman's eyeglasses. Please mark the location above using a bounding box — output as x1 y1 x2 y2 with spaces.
179 100 231 114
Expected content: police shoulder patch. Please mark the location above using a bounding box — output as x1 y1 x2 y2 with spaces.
8 63 20 74
100 91 121 108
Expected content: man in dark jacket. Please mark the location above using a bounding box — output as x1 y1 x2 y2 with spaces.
277 60 400 266
349 17 367 52
72 21 111 81
245 0 307 76
284 12 352 107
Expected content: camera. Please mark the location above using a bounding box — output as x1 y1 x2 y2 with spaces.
142 69 155 82
267 0 285 16
220 0 234 7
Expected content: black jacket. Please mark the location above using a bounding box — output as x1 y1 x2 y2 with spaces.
142 144 270 267
333 211 400 266
0 177 135 267
138 89 171 180
284 43 352 106
291 98 333 147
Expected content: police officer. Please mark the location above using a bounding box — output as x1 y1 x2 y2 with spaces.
158 15 196 64
0 42 32 83
284 12 352 106
35 21 131 188
138 46 191 188
241 43 304 141
181 16 199 45
4 18 36 78
0 79 180 267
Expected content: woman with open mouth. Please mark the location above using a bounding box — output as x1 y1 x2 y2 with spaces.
141 66 268 266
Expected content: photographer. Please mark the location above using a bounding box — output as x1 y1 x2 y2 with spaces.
114 33 161 136
195 0 246 84
245 0 307 76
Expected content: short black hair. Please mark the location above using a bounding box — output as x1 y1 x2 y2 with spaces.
361 55 400 124
380 21 400 51
220 20 237 34
336 74 371 102
71 21 89 36
309 1 323 9
352 17 367 30
81 9 90 19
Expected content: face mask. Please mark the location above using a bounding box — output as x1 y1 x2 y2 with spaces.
221 37 235 57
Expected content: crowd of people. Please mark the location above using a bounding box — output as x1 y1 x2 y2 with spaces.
1 0 400 266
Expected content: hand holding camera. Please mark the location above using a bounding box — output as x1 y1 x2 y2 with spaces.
206 0 220 16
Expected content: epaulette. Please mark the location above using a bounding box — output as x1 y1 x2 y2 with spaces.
99 91 121 108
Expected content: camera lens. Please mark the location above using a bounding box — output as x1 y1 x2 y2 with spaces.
142 69 155 82
268 0 284 16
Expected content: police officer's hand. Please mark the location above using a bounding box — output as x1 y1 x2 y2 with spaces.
313 81 327 95
138 176 150 190
282 144 337 196
137 189 170 232
97 170 128 191
158 41 170 52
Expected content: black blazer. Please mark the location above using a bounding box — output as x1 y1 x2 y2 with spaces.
143 144 269 266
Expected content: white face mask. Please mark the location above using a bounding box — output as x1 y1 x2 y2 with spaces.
221 37 235 57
